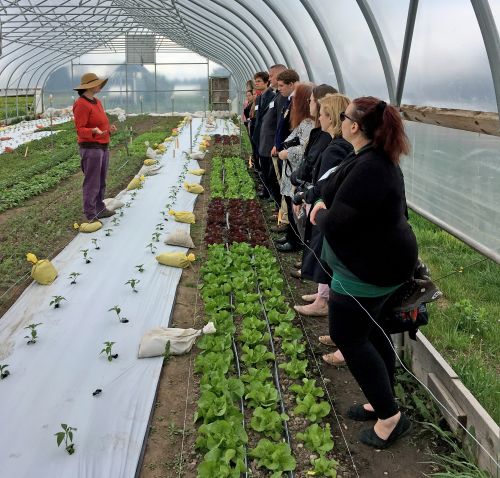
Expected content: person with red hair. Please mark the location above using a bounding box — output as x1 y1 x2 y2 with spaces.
275 82 314 252
311 96 418 449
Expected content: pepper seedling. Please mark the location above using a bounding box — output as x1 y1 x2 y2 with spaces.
100 341 118 361
163 341 171 364
80 249 92 264
125 278 140 293
91 238 100 250
111 217 120 226
155 223 164 231
131 191 137 199
125 201 131 208
0 364 10 379
24 323 42 344
119 209 124 217
146 242 157 254
69 272 81 285
55 424 77 455
50 295 66 309
104 228 113 236
135 264 145 273
108 305 128 323
151 232 161 243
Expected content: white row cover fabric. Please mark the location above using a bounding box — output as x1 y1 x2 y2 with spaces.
0 115 71 154
0 117 236 478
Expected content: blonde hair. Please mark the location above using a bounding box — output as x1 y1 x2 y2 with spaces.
318 93 350 137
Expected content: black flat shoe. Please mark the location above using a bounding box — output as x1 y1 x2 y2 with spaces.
359 413 412 449
347 404 377 421
276 242 300 252
274 235 288 244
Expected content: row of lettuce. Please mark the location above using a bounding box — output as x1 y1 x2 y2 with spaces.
194 243 338 477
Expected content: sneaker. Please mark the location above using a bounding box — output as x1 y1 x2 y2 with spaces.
392 278 442 312
97 208 116 219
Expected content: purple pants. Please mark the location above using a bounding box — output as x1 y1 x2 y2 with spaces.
79 146 109 220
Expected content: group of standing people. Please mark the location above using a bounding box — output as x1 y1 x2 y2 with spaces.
244 65 418 449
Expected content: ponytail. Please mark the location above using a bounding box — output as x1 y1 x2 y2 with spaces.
352 96 410 164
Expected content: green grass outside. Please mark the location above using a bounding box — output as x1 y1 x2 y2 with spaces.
0 115 181 313
409 211 500 424
0 95 35 120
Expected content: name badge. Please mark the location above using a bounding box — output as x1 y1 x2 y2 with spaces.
269 101 275 109
255 105 259 111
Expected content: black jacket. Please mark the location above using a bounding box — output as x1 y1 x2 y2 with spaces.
258 92 287 157
304 137 353 205
252 87 275 148
293 127 332 184
315 146 418 286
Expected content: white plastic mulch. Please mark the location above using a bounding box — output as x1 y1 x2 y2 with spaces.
0 117 239 477
0 115 73 154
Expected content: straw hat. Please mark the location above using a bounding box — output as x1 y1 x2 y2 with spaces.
73 72 108 91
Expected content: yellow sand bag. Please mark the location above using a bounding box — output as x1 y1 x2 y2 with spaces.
202 135 211 141
199 143 207 152
156 252 195 268
73 221 102 233
26 253 58 285
127 175 145 190
168 210 196 224
164 137 174 142
144 159 158 166
171 128 179 137
183 182 204 194
188 169 205 176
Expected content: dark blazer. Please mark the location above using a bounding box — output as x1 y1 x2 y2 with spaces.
252 87 274 148
258 92 287 157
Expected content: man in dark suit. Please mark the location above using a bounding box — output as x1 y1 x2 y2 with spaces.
250 71 269 171
257 64 287 201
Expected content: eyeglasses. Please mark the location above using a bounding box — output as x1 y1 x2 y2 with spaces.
340 111 356 122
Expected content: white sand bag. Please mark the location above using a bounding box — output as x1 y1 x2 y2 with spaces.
104 197 125 211
164 229 195 248
146 146 157 159
138 322 216 358
138 164 163 177
189 152 205 160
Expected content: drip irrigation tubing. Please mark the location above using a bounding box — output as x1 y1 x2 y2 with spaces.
255 280 295 478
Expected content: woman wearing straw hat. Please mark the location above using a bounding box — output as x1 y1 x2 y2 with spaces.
73 72 117 221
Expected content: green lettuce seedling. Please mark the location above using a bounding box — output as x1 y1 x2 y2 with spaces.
294 393 331 422
249 438 296 477
296 423 334 456
250 407 289 440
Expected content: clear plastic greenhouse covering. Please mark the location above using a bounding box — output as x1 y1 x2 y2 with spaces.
0 0 499 261
0 118 238 477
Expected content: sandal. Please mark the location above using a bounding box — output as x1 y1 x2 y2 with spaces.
322 352 346 366
347 404 377 421
318 335 336 346
359 413 412 449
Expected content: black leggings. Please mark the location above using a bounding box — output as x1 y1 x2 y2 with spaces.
328 291 398 419
284 195 301 247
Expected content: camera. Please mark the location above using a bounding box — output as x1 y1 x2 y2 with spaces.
292 191 305 206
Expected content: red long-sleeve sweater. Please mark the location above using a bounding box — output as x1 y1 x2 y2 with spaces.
73 96 110 144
